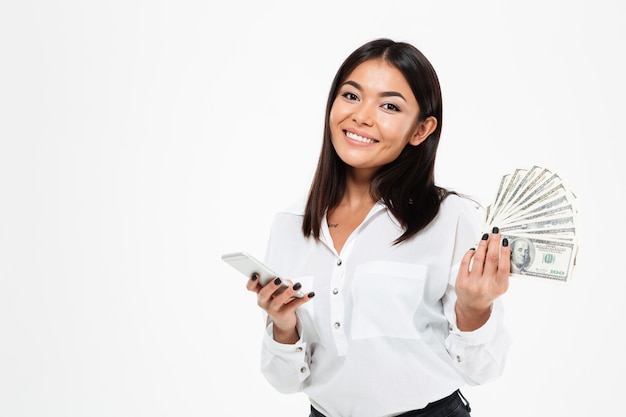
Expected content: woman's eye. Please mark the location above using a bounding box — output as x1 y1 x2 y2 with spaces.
341 92 359 101
382 103 400 112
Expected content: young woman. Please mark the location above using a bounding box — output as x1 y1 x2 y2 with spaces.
246 38 512 417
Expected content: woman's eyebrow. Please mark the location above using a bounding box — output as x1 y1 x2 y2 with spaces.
342 80 407 102
343 80 362 90
379 91 407 102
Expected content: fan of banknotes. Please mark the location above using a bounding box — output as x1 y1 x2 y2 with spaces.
483 165 579 282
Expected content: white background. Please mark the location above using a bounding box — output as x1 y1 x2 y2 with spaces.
1 1 624 416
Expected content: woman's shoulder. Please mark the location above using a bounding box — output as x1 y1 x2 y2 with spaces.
267 195 309 246
275 193 308 218
269 194 307 232
439 192 485 223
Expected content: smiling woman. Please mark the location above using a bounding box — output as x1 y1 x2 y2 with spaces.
243 38 512 417
329 59 437 178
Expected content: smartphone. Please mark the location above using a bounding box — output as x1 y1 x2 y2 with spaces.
221 251 304 298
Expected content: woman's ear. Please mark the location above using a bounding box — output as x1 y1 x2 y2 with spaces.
409 116 438 146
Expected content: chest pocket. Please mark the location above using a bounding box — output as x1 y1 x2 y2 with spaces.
351 261 427 340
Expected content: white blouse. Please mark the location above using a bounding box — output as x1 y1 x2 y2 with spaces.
260 194 511 417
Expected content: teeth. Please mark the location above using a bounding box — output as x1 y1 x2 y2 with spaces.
346 131 377 143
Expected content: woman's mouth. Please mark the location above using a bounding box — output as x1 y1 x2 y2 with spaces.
345 130 378 144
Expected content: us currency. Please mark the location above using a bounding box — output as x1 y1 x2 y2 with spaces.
504 234 577 281
509 197 575 222
498 183 569 224
487 169 526 225
485 174 511 226
500 214 576 232
484 165 579 281
503 172 565 216
497 166 550 219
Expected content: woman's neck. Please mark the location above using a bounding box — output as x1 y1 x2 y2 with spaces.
341 173 376 209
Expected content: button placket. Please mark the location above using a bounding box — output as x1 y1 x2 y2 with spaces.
329 255 348 355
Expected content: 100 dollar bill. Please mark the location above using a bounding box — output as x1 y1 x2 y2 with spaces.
503 234 577 281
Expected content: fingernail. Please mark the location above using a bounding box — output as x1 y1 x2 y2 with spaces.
481 233 489 240
293 282 302 291
251 273 258 281
307 292 316 298
492 226 499 234
502 238 509 247
274 277 281 285
469 247 476 251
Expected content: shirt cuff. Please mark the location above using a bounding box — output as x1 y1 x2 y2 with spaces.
262 321 310 380
450 300 502 345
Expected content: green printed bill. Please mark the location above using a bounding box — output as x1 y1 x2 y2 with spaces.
484 165 579 281
502 234 577 281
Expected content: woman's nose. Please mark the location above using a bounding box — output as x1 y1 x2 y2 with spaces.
352 103 374 126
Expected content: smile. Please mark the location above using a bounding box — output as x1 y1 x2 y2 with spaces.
345 131 378 144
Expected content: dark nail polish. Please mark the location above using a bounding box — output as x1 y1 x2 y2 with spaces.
274 277 281 285
250 273 258 281
293 282 302 291
481 233 489 240
469 247 476 251
492 226 499 234
502 238 509 247
307 292 316 298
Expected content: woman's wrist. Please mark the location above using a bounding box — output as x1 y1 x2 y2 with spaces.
455 302 492 331
272 324 300 344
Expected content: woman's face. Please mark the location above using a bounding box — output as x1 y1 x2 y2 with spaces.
329 59 434 176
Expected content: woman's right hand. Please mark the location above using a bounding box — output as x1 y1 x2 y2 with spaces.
246 275 315 344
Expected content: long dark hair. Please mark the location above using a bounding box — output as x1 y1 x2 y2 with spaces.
302 38 451 244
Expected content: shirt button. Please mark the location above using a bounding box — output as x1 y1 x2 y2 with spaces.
300 366 307 373
334 322 341 329
336 259 342 266
295 347 303 352
332 288 339 295
456 355 462 363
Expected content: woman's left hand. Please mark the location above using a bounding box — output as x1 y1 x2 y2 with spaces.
455 227 510 331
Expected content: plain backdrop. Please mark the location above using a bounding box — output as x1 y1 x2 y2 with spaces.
1 1 625 416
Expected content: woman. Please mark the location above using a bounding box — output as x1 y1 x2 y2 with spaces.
246 38 512 417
